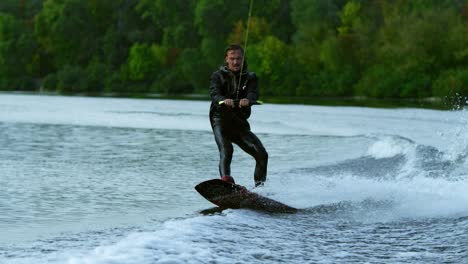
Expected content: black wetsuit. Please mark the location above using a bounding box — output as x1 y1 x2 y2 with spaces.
209 66 268 186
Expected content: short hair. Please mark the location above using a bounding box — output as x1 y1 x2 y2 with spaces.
224 44 244 57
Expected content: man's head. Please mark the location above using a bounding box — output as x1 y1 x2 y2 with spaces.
224 44 245 72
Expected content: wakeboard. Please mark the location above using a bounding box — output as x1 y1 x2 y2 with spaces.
195 179 297 214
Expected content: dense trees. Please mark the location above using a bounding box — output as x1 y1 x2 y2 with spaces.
0 13 36 90
0 0 466 98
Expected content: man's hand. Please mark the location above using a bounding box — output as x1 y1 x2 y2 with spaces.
239 98 250 108
224 99 235 108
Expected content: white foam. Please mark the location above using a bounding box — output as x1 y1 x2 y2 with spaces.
63 213 266 264
443 108 468 162
366 136 414 159
276 172 468 221
66 220 213 264
0 217 219 264
37 172 468 263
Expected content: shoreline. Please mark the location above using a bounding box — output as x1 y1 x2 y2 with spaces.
1 90 462 110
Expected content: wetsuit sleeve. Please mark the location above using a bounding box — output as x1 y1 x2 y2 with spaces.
209 72 225 103
245 73 258 102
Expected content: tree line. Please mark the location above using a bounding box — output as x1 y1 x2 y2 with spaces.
0 0 467 98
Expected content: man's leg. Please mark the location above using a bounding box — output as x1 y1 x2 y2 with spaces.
234 131 268 186
212 124 234 177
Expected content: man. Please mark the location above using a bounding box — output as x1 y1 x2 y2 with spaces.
209 44 268 187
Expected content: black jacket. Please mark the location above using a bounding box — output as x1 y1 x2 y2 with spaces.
209 66 258 129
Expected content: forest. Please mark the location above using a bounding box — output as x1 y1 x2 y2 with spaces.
0 0 467 99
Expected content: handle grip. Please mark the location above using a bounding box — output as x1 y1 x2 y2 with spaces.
218 100 263 106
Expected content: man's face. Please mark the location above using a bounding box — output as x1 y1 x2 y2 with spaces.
225 50 243 72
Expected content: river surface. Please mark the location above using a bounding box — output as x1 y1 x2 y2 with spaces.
0 94 467 263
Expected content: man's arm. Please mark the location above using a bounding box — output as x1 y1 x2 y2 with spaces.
209 72 225 103
245 73 258 102
239 73 258 108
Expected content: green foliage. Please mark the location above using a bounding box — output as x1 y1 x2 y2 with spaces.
151 69 193 94
56 65 87 93
104 72 128 93
194 0 242 68
356 64 400 98
0 12 36 90
433 68 468 97
86 59 110 93
227 17 272 45
249 36 292 96
178 48 211 93
35 0 95 67
0 0 44 18
136 0 199 47
337 1 361 35
127 43 158 81
42 73 57 91
0 0 465 100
